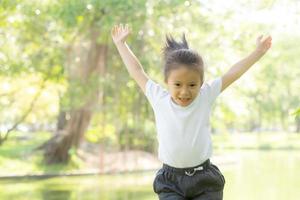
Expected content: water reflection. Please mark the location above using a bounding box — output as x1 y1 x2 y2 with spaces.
0 150 299 200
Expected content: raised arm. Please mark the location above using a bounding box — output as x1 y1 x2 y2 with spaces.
221 35 272 92
111 24 149 94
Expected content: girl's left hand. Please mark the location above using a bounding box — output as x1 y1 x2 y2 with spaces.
256 35 272 54
111 24 131 44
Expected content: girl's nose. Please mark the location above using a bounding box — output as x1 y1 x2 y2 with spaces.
180 87 189 95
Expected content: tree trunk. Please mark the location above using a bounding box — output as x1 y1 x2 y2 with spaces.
56 110 67 131
43 108 93 164
43 27 107 164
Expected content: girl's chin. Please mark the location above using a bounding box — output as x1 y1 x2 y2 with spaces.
177 99 191 106
171 97 193 106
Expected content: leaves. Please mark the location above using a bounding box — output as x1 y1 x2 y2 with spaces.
1 0 300 148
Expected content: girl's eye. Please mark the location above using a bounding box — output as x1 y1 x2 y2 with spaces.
175 84 180 86
190 84 196 87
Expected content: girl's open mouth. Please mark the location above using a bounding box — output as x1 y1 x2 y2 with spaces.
178 97 191 104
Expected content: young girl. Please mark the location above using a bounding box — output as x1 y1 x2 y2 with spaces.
111 24 272 200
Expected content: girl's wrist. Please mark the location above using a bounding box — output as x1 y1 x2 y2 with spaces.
253 48 266 57
114 40 126 47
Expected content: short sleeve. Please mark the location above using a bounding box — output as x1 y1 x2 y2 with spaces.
145 79 167 108
204 77 222 104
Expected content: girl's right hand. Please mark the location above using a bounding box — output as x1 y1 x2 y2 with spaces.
111 24 131 44
255 35 272 55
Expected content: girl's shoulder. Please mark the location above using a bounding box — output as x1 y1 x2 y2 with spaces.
145 79 169 104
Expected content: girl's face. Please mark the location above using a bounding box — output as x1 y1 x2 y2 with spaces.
165 66 202 107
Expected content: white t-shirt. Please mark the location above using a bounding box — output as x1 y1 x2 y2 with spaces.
145 77 222 168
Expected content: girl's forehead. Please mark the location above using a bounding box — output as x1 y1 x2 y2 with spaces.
168 67 201 81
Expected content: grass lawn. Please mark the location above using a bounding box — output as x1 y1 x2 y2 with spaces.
0 131 85 176
212 131 300 150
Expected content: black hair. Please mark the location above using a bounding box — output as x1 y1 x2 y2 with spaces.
162 33 204 83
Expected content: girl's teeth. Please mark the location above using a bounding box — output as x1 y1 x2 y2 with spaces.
180 98 189 101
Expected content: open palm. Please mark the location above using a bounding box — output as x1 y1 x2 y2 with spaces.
111 24 131 44
256 35 272 54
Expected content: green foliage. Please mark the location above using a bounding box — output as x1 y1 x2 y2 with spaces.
1 0 300 152
85 122 117 145
293 108 300 117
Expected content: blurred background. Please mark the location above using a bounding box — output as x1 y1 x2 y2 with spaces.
0 0 299 199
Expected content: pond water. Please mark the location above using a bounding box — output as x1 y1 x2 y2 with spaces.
0 150 299 200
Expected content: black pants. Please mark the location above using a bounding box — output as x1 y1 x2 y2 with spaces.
153 159 225 200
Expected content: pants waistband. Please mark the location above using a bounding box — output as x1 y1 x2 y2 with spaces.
162 159 210 176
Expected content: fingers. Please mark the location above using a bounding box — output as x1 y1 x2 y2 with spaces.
256 34 272 52
262 36 272 50
112 23 130 33
257 35 263 42
262 35 272 43
111 24 121 36
120 23 130 32
115 23 123 33
257 35 272 46
111 25 118 36
257 35 269 41
266 36 272 48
